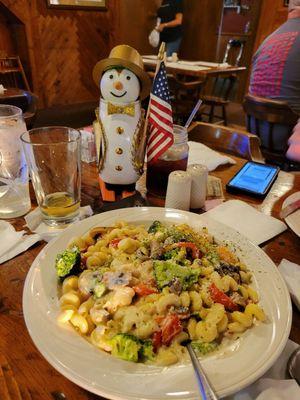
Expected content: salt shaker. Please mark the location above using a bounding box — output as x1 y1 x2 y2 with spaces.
187 164 208 209
165 170 191 211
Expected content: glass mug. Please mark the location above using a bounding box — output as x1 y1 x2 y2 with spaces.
0 105 31 218
146 125 189 197
21 127 81 227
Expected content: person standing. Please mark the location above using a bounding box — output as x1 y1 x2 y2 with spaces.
157 0 183 57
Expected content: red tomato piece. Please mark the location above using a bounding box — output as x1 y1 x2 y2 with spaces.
133 284 158 297
161 314 182 346
110 238 122 248
152 330 162 353
209 283 239 311
172 242 202 259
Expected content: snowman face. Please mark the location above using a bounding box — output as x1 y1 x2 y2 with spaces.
100 68 141 103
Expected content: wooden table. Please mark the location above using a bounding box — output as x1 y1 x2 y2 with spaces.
0 157 299 399
143 58 246 79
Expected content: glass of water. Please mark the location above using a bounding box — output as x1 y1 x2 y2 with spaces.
21 127 81 227
0 105 31 218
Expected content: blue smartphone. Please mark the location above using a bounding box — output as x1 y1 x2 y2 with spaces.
226 162 280 197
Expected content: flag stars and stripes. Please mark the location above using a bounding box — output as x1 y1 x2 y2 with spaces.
147 61 174 163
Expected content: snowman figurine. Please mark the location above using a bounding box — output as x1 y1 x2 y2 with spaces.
93 45 151 201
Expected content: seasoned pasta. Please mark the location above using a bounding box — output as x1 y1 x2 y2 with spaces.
56 220 266 365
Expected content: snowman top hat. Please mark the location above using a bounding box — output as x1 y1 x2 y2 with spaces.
93 45 151 100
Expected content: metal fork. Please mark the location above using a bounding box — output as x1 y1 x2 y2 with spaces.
187 344 219 400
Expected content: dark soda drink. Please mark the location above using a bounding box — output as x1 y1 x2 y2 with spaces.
146 156 188 197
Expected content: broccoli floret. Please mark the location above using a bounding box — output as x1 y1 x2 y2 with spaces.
140 340 155 361
55 247 81 280
153 260 200 291
93 283 106 299
191 341 218 355
165 227 194 244
162 248 187 263
110 334 141 363
148 221 165 234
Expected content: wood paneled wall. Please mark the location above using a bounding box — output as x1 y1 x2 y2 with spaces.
0 0 291 108
0 0 118 108
254 0 288 52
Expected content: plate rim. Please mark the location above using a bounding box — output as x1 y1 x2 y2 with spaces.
23 207 292 400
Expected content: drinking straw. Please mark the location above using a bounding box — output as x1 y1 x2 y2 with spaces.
184 99 203 129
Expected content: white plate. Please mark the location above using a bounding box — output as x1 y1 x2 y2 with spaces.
23 207 292 400
282 191 300 237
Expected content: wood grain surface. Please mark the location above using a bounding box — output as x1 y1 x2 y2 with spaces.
0 155 299 399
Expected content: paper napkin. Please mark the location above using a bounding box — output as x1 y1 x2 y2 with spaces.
226 340 300 400
188 141 236 171
278 259 300 311
0 221 40 264
204 200 287 245
25 206 93 242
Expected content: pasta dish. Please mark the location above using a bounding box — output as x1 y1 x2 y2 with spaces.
56 220 266 365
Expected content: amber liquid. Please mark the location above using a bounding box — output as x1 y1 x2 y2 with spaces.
41 192 80 218
146 157 188 197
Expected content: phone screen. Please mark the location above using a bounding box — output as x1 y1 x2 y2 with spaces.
227 162 279 195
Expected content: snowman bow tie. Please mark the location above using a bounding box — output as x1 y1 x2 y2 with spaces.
107 102 135 117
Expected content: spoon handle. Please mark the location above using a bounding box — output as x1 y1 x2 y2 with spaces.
187 344 219 400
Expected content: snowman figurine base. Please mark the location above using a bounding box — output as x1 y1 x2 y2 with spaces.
98 177 136 202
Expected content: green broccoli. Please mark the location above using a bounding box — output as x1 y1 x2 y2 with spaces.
140 340 155 361
165 227 194 244
153 260 200 291
148 220 165 234
191 341 218 355
110 334 141 363
162 248 187 264
55 247 81 280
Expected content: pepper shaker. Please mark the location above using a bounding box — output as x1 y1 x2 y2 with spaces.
187 164 208 209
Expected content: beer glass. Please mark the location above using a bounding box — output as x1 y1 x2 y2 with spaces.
21 127 81 226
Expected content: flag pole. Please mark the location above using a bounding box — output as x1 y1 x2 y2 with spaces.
138 42 166 170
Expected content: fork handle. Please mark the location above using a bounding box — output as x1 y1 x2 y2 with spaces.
187 344 218 400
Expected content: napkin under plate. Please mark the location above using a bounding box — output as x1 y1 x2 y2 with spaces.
0 221 40 264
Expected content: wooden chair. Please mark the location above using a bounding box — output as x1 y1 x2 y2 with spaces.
188 121 264 162
200 39 245 126
170 74 206 125
243 94 299 167
0 56 30 91
147 71 206 125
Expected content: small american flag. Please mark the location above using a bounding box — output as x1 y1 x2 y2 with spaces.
147 61 174 163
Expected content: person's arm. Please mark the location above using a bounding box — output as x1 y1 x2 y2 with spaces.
157 13 183 32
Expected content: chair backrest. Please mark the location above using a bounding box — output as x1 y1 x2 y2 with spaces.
209 39 245 102
243 94 299 161
0 56 30 91
188 121 264 163
223 39 245 67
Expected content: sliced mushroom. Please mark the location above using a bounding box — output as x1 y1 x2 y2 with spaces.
89 226 114 240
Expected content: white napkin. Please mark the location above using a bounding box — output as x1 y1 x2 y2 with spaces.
0 221 40 264
166 62 210 72
188 141 236 171
178 61 229 68
225 340 300 400
25 206 93 242
278 259 300 311
204 200 287 245
0 84 7 94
